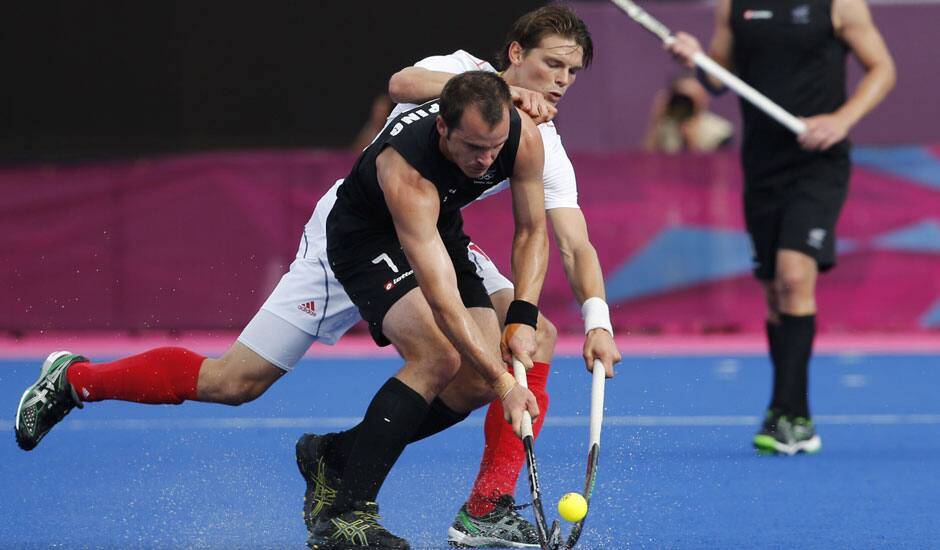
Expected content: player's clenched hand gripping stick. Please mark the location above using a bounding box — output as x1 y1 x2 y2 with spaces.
496 300 542 437
609 0 806 135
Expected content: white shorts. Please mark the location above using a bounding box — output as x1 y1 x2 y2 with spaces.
237 181 514 371
466 242 513 295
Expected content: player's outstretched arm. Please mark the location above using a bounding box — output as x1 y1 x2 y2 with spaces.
389 63 556 123
547 207 621 377
502 112 548 369
799 0 896 151
388 67 455 104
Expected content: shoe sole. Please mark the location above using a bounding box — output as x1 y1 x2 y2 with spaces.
307 535 410 550
14 351 72 450
446 526 539 548
753 434 822 456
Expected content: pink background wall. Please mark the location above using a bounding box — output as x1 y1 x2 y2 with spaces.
4 148 938 335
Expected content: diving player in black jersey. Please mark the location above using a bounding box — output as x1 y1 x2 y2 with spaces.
667 0 895 455
307 71 547 549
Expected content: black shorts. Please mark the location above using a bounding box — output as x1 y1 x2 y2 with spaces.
327 226 492 347
743 156 850 280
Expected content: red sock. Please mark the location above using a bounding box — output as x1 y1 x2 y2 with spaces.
466 361 550 517
66 347 204 404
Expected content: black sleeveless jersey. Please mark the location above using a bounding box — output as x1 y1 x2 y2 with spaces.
731 0 849 181
326 100 522 247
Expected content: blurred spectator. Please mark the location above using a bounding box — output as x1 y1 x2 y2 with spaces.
349 94 393 152
643 73 733 153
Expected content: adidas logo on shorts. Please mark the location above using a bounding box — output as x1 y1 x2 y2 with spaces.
298 301 316 316
807 228 827 250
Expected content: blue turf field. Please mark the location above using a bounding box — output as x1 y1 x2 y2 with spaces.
2 351 939 549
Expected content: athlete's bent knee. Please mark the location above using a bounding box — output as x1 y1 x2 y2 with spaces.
419 347 463 395
465 375 496 409
199 357 280 406
775 268 813 298
216 378 272 406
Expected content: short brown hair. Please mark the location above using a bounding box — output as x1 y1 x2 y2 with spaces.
495 4 594 71
439 71 512 131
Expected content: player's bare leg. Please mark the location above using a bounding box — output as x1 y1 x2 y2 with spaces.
754 249 822 456
196 343 285 405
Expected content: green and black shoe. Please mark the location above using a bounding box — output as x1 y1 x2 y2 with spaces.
753 410 822 456
308 501 409 550
297 433 341 533
15 351 87 451
447 495 539 548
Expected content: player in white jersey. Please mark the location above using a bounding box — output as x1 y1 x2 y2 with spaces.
15 5 619 548
389 52 579 214
379 6 621 547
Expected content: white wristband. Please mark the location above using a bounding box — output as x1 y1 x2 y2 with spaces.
581 297 613 336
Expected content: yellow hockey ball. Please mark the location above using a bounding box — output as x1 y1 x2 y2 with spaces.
557 492 588 522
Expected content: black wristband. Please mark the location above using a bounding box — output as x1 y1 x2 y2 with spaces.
695 66 727 97
505 300 538 329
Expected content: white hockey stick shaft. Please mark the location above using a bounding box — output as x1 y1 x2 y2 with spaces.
512 358 535 439
690 51 806 135
609 0 806 135
589 359 606 447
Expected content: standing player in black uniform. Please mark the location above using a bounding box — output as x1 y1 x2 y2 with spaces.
307 71 547 549
668 0 895 455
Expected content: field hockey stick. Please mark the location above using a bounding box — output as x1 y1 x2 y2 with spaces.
608 0 807 135
560 359 607 549
512 358 562 550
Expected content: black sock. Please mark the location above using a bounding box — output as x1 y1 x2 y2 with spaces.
330 377 429 513
324 398 468 472
776 314 816 418
408 397 469 443
766 319 783 413
323 426 358 473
